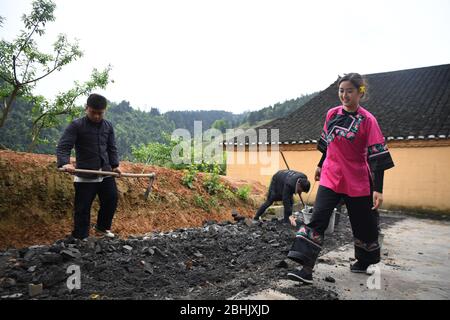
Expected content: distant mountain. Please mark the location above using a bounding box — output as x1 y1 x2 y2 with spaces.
0 92 318 159
164 92 318 134
237 93 318 128
165 110 243 134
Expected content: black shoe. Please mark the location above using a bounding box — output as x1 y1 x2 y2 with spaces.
67 234 88 243
287 268 313 284
350 261 370 273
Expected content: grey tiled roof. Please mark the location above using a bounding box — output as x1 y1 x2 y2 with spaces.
254 64 450 144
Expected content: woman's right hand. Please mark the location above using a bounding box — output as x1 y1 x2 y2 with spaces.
289 215 297 227
314 167 321 181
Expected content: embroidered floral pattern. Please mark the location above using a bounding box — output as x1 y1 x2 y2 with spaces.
326 114 365 144
296 225 323 246
354 238 380 252
368 143 389 158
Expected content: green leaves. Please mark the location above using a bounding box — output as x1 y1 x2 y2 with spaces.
0 82 14 100
181 165 198 189
22 0 56 33
202 163 225 195
211 119 229 132
0 0 85 128
28 66 112 151
236 185 251 201
131 136 180 169
0 40 16 84
0 0 112 149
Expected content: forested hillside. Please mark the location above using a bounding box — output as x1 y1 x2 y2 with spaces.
0 92 317 159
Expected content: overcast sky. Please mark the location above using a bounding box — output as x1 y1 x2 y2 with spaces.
1 0 449 113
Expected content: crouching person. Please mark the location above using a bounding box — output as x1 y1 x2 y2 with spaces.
253 170 311 223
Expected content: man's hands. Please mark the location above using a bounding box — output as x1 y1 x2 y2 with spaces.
62 165 122 177
372 191 383 210
62 163 76 173
112 167 122 177
314 167 321 182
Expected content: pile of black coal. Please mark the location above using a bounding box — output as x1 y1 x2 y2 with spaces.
0 212 371 300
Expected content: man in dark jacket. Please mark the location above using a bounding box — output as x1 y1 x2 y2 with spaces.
254 170 311 223
56 93 122 240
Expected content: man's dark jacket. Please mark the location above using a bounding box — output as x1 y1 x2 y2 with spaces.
56 116 119 178
268 170 308 218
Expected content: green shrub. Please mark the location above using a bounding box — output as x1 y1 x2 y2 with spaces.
181 165 198 189
202 162 225 195
193 194 210 212
131 133 185 169
209 196 218 208
236 185 251 201
220 187 235 201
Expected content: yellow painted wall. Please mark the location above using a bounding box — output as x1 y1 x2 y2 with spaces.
383 146 450 212
226 146 450 213
226 149 322 205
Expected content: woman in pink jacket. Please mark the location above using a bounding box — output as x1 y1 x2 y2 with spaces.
287 73 395 284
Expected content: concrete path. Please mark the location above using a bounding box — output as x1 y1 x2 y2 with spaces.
236 215 450 300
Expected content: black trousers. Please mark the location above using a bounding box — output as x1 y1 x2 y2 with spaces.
253 177 294 222
72 177 118 239
254 180 289 221
288 185 380 268
254 194 279 220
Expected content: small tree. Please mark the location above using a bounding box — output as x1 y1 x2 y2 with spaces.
28 66 112 151
211 119 229 133
0 0 83 128
149 107 160 116
131 133 184 169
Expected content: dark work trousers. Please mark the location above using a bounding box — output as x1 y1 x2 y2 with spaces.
254 181 291 222
254 194 278 220
72 177 118 239
288 184 380 268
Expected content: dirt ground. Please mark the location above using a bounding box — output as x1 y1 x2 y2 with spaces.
0 150 265 249
0 212 405 300
1 150 448 300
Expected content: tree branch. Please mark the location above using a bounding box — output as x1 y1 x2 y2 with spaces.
53 49 61 69
0 86 20 128
29 117 47 152
12 55 20 85
22 63 59 85
22 52 78 85
21 59 31 83
15 22 40 63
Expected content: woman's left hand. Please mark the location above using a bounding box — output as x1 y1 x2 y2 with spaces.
372 191 383 210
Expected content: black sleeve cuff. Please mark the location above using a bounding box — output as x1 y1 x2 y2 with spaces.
373 170 384 193
318 151 326 168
